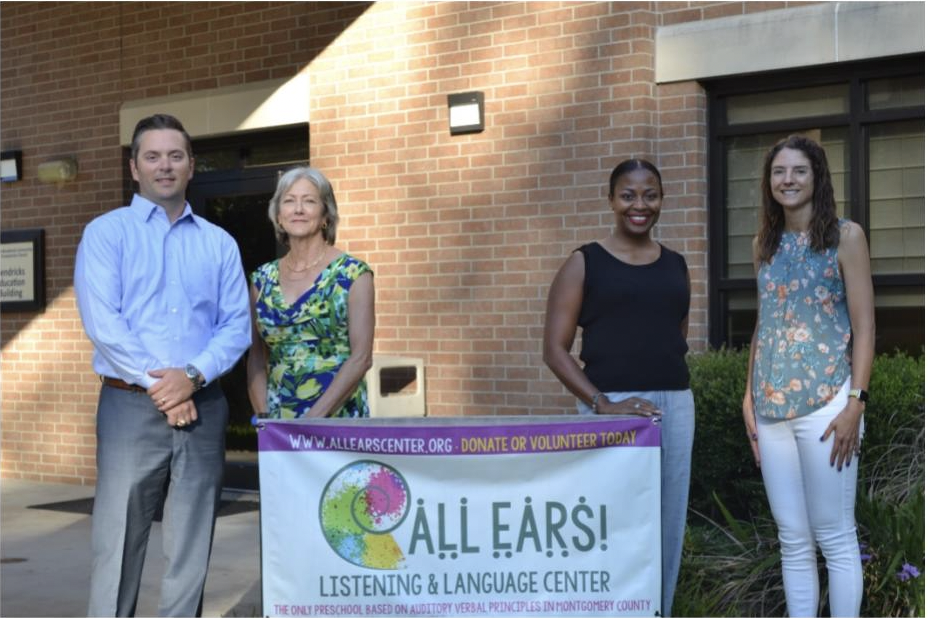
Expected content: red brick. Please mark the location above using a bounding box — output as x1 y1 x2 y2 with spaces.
1 0 718 482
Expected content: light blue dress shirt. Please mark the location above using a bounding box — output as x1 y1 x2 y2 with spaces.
75 194 252 389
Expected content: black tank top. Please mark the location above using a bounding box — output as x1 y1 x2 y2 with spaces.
577 242 690 392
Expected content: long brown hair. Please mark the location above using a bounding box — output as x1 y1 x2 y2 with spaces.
757 134 840 262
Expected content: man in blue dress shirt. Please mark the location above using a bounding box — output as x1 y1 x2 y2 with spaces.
75 114 251 616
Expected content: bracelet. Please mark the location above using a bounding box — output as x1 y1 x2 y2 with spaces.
591 392 605 413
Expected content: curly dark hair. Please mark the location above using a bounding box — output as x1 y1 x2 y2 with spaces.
757 134 839 262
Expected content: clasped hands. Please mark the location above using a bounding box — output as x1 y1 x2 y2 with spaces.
147 367 198 428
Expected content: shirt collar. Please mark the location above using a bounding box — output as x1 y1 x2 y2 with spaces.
130 194 199 227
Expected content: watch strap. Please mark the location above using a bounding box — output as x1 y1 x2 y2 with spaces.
185 364 204 391
848 388 869 403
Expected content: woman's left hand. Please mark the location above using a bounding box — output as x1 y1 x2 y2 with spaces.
821 399 864 470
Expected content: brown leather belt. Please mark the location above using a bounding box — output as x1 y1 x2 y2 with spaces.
101 377 147 393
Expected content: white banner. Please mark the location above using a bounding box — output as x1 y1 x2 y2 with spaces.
258 415 661 617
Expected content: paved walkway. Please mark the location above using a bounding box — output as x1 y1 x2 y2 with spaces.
1 479 261 617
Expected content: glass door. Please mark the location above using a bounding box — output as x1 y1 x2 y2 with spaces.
188 168 284 432
187 168 286 491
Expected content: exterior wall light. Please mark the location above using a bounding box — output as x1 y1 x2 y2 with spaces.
37 158 78 184
1 150 23 182
447 91 485 135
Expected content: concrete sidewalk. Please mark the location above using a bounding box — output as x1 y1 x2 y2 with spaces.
1 479 262 617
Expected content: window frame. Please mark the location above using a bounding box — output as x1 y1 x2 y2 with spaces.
704 54 924 348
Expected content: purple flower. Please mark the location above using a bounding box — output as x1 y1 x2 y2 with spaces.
897 562 922 581
860 553 872 563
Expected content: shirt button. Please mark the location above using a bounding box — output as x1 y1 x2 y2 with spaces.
171 307 178 313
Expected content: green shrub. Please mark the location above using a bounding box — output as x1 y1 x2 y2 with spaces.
860 351 925 503
686 349 925 521
676 499 784 617
859 489 925 617
687 348 764 519
226 422 258 451
857 380 924 618
679 349 925 617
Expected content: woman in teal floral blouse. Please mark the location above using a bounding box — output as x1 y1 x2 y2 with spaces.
742 135 874 617
247 167 374 419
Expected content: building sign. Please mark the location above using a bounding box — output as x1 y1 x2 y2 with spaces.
0 229 45 312
258 415 661 617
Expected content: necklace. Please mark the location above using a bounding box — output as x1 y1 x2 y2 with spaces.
283 246 327 274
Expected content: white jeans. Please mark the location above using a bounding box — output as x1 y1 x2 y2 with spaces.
756 379 864 617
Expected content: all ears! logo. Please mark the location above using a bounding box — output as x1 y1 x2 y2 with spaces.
319 460 411 569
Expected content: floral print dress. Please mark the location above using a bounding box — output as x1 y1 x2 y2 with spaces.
752 223 852 420
251 254 372 419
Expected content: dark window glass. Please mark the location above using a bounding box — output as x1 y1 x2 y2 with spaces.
707 56 924 355
867 75 924 110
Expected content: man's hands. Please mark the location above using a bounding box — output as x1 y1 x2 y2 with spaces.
148 368 199 427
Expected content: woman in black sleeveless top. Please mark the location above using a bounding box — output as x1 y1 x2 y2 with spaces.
543 159 694 617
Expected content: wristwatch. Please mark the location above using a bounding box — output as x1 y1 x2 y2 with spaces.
185 364 205 392
848 388 869 404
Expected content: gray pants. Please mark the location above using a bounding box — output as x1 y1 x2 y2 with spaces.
87 382 228 617
579 389 695 617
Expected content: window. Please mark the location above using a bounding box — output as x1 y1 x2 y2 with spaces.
706 56 924 354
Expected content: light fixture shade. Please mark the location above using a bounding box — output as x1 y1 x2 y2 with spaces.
448 92 485 135
1 150 22 182
37 158 78 184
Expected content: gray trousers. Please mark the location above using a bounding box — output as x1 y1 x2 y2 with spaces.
87 382 228 617
579 389 695 617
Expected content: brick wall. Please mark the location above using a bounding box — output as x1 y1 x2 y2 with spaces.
0 1 370 483
307 1 712 416
1 1 798 483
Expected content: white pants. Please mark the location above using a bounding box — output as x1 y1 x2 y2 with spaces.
756 379 864 617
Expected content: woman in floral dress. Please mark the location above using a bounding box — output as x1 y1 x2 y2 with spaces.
742 135 874 616
247 167 374 419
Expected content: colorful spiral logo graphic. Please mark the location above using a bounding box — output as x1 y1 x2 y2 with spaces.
319 460 411 569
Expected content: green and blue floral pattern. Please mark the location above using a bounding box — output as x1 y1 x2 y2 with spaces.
752 223 852 419
251 254 372 419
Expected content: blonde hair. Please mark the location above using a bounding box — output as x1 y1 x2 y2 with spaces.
268 166 339 246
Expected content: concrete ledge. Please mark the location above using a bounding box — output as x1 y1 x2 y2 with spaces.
656 2 924 83
119 71 309 144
